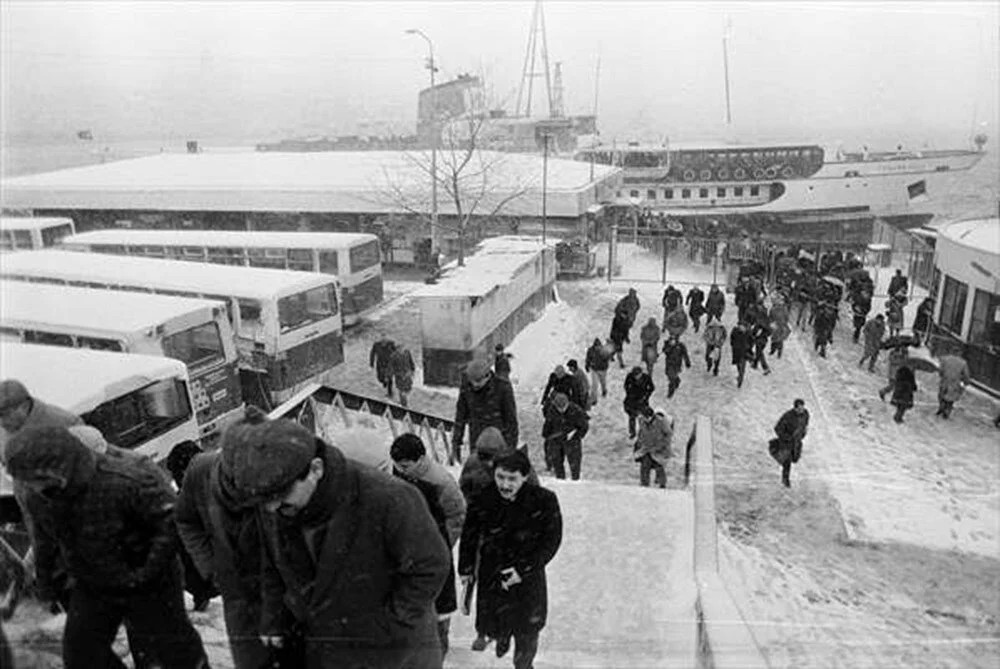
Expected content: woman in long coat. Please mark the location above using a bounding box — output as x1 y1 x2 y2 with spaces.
458 453 562 665
936 353 970 419
890 365 917 423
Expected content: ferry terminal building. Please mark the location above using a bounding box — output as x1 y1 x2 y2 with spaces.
0 150 622 266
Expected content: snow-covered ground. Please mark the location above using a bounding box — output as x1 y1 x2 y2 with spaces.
6 245 998 668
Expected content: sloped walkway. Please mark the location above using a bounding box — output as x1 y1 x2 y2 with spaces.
446 478 697 669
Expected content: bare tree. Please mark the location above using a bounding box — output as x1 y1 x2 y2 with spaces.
376 110 535 267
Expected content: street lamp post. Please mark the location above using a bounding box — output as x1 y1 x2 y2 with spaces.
405 29 439 262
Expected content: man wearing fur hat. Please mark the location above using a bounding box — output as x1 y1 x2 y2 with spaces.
5 425 207 669
236 417 450 668
453 359 519 463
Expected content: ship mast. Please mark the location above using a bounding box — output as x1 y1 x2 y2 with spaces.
515 0 554 118
722 17 734 129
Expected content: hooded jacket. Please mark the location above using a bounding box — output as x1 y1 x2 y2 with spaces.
634 410 674 465
453 373 519 451
702 319 727 348
623 370 655 414
9 426 178 596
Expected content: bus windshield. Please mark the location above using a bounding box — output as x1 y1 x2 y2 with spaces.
278 284 339 333
349 240 381 272
84 377 193 450
162 321 225 370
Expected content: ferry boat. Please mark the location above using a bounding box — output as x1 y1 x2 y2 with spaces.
574 136 987 228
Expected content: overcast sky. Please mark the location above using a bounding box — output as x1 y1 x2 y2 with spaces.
1 1 997 147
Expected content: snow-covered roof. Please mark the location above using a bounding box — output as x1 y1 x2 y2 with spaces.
1 281 222 334
937 218 999 256
0 216 74 231
414 236 555 298
63 229 377 250
0 342 188 413
0 249 337 300
1 150 620 219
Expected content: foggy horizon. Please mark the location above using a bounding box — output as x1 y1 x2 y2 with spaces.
2 1 998 149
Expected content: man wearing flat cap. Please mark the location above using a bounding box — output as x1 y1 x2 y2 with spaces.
452 359 519 464
5 425 207 669
233 416 450 669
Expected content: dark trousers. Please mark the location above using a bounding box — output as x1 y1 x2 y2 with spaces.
377 369 393 396
627 412 638 437
690 313 702 333
859 350 880 372
852 315 866 342
751 344 770 372
781 461 793 487
548 440 582 480
513 631 540 669
638 454 666 488
893 404 910 423
769 340 785 358
936 399 955 418
794 301 810 328
734 359 747 388
665 369 681 398
705 346 721 375
180 546 218 610
63 569 206 669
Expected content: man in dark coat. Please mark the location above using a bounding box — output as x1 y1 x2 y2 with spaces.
177 409 284 669
858 314 886 372
6 426 207 669
730 321 753 388
661 335 691 398
686 286 706 333
623 366 655 438
458 451 562 669
565 359 592 409
813 301 838 358
541 392 590 480
239 418 450 669
369 337 397 397
851 291 872 343
793 274 816 330
750 319 773 375
609 311 631 369
540 364 581 409
616 287 641 329
661 285 682 323
912 298 934 345
888 269 908 300
388 344 416 407
453 359 519 463
705 283 726 321
890 365 917 424
585 337 611 399
772 399 809 487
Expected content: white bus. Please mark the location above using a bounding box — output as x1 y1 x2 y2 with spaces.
0 282 244 440
0 216 75 252
0 343 200 470
0 250 345 408
60 230 384 325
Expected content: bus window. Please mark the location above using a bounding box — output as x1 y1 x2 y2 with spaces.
162 322 224 370
0 231 12 250
24 330 74 347
278 284 338 333
94 244 126 255
349 241 380 272
85 377 192 450
77 336 125 352
12 230 32 249
207 247 244 266
41 224 74 248
248 248 286 269
238 299 263 325
142 245 167 258
319 250 339 274
182 246 206 261
287 249 314 272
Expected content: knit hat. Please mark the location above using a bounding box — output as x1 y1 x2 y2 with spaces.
68 425 109 455
6 426 95 491
465 359 491 384
0 380 30 412
222 417 316 502
474 426 507 457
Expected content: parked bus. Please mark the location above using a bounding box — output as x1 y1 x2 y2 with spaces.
0 282 244 439
61 230 384 325
1 250 344 407
1 216 75 252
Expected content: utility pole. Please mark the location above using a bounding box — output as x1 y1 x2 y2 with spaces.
405 29 440 260
542 133 549 244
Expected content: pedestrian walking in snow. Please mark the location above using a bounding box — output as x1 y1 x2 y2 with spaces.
705 283 726 321
851 291 872 343
459 428 539 509
624 366 655 438
912 298 934 345
686 286 706 333
813 301 837 358
369 337 397 397
566 359 593 409
662 305 689 339
750 319 773 375
888 269 908 300
541 364 581 409
661 334 691 398
609 310 631 369
886 297 904 339
616 288 641 330
541 392 590 480
768 298 791 359
858 314 886 372
935 353 970 419
730 321 753 388
389 343 416 407
793 273 817 330
633 406 674 488
7 426 209 669
702 316 727 376
585 338 611 400
391 433 467 656
890 365 918 423
878 344 909 401
639 317 661 375
494 343 513 381
453 359 519 463
661 284 682 322
458 451 562 669
770 399 810 487
245 417 450 668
